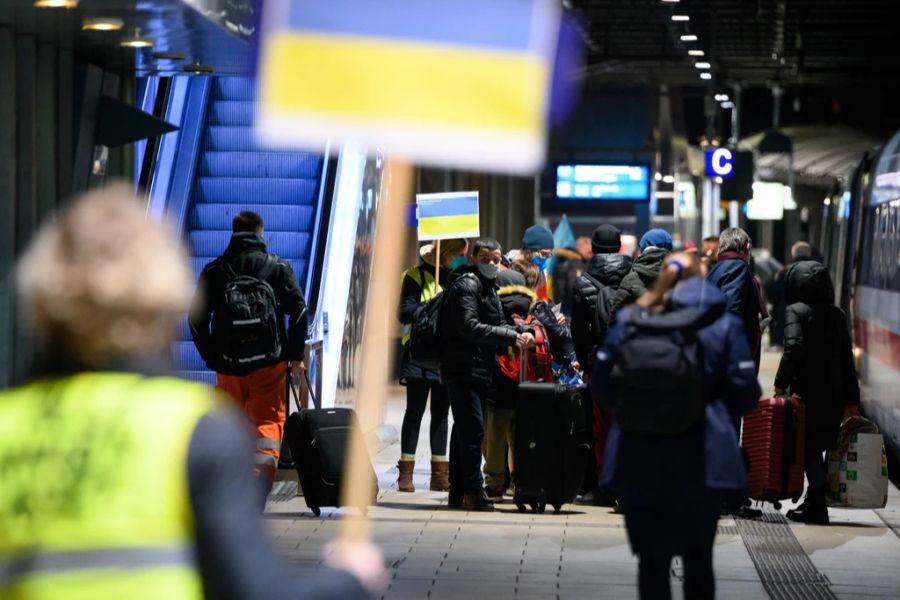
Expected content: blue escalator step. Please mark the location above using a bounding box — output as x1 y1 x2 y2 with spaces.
190 230 311 259
196 177 318 205
176 370 218 387
208 101 254 126
189 204 315 232
212 77 255 101
173 341 207 371
200 152 321 179
206 126 259 151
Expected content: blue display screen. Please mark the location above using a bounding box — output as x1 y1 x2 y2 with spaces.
556 165 650 200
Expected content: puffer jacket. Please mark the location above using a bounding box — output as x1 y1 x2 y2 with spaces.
397 262 447 384
610 247 670 313
571 253 633 368
439 266 518 385
497 285 574 361
190 233 308 376
774 260 860 449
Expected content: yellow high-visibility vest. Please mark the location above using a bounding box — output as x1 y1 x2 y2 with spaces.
0 372 214 599
400 266 441 345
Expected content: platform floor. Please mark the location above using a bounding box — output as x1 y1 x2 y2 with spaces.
265 350 900 599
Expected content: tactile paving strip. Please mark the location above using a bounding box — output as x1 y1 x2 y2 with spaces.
735 512 837 600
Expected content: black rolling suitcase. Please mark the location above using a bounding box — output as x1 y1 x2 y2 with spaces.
283 371 377 516
514 363 591 513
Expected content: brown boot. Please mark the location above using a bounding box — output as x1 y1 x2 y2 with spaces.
430 460 450 491
397 460 415 492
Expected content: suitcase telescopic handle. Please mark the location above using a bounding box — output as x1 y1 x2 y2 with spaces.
287 362 320 411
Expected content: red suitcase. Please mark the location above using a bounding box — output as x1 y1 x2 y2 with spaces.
741 395 806 508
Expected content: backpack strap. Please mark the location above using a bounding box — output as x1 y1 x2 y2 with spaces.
582 273 607 333
221 254 278 282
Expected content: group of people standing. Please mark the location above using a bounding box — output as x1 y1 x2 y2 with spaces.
397 220 861 599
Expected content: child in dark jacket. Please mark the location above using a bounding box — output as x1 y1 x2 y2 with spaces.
482 262 575 500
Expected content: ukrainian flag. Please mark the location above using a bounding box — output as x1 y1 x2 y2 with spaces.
417 193 479 241
256 0 560 174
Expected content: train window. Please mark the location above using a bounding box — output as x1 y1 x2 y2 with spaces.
892 200 900 291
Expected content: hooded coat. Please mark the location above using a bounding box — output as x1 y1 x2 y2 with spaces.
610 247 670 313
592 277 761 554
774 260 860 449
570 253 633 368
439 265 518 386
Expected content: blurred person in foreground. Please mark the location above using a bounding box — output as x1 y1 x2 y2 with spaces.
593 251 760 600
0 185 384 600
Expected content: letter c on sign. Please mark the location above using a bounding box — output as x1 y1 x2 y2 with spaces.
712 148 734 176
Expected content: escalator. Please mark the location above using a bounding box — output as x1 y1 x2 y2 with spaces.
166 76 328 385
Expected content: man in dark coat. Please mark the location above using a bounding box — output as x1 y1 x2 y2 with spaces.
570 224 632 505
611 229 672 313
774 260 860 525
767 241 813 347
594 253 761 600
441 238 534 511
190 210 308 493
706 228 765 370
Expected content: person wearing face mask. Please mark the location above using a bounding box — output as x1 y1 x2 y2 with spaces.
440 237 535 511
396 238 469 493
515 224 556 301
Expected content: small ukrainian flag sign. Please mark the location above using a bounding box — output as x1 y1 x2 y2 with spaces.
256 0 560 174
416 192 479 242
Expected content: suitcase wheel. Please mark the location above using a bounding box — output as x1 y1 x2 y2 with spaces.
532 501 546 514
516 502 527 513
791 493 801 503
772 501 782 510
310 506 322 517
552 504 561 514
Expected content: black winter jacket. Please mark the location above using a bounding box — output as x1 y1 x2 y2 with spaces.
189 233 308 376
774 260 860 449
571 253 633 367
611 247 670 313
397 262 447 384
439 266 518 385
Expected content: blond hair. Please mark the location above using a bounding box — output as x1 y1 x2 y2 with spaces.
17 183 192 366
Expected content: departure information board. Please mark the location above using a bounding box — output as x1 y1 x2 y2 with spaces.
556 164 650 201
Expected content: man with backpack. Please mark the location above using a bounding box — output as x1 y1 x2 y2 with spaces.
611 228 673 313
483 262 575 501
570 224 633 506
593 252 761 600
440 238 534 512
190 211 308 494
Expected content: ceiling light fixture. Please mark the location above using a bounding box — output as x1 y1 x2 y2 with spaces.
661 0 680 3
714 94 730 102
34 0 78 7
695 62 711 69
82 18 125 31
688 49 705 56
700 72 712 80
121 28 155 49
721 101 735 109
671 15 690 21
680 34 698 42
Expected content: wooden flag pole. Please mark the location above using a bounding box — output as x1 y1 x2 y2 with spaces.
434 239 441 289
339 159 412 542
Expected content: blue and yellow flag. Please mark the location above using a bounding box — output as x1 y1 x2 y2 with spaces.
416 192 479 242
256 0 560 174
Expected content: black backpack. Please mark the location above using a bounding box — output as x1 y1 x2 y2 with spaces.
610 306 720 435
583 273 616 346
408 272 475 370
212 256 282 370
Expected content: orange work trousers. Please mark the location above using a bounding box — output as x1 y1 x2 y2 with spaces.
217 362 287 488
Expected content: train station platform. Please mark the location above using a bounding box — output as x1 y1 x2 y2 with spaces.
265 350 900 599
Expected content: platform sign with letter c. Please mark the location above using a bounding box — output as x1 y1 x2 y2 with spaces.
705 148 735 178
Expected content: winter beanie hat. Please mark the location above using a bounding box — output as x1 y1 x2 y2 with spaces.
522 225 555 250
591 224 621 254
639 229 673 252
